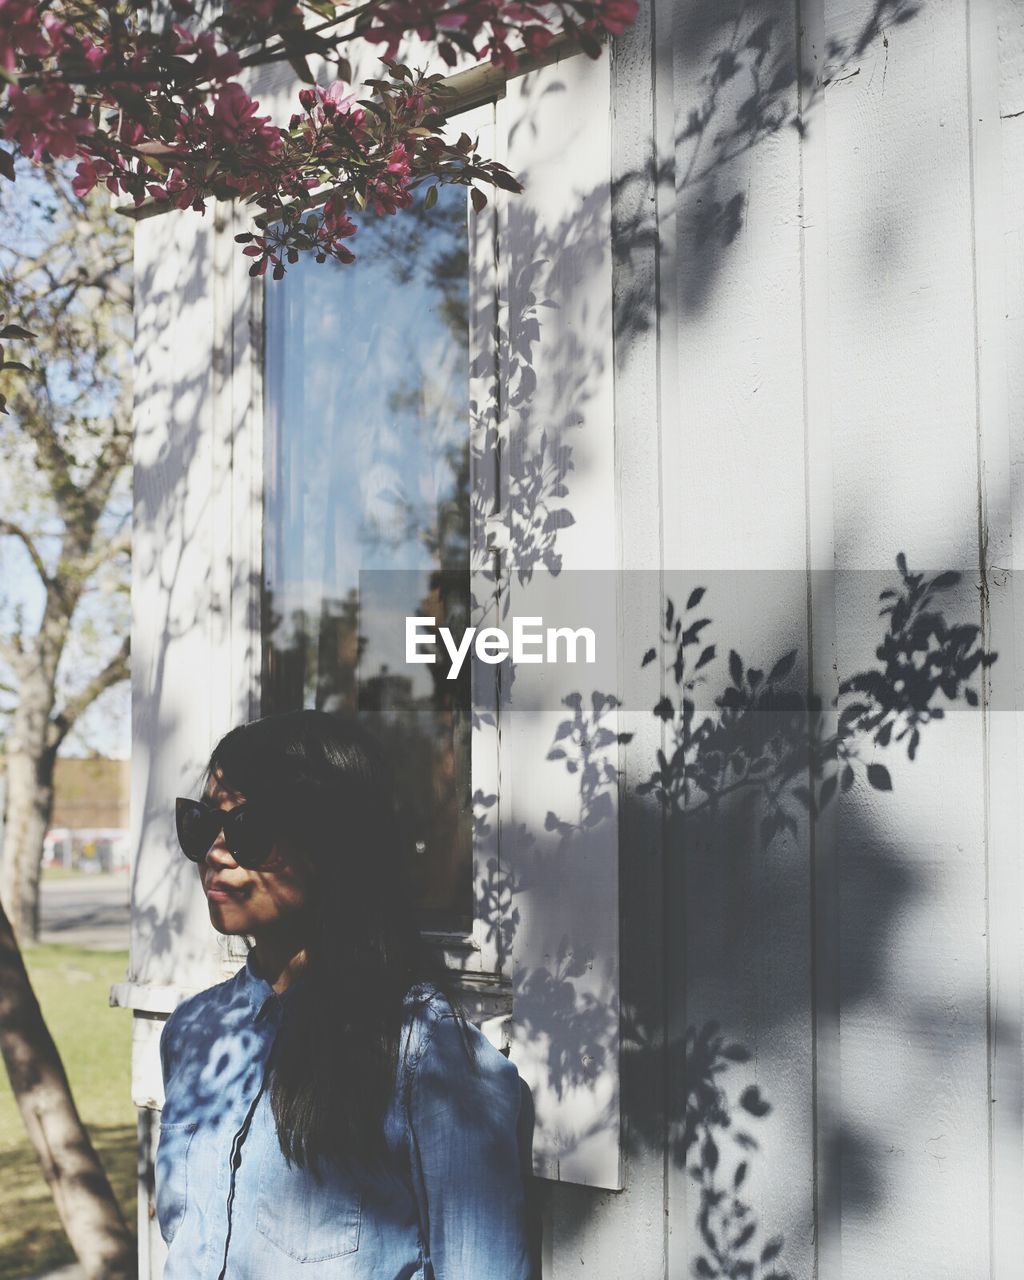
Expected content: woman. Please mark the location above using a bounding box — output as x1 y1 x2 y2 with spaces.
157 709 533 1280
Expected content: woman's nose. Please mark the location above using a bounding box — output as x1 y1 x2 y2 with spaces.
203 833 239 868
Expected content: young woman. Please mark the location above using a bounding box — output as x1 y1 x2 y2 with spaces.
157 709 533 1279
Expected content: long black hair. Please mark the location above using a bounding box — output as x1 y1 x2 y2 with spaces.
201 708 474 1176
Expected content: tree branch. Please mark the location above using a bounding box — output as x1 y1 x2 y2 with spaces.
0 632 25 674
48 634 130 750
68 524 130 583
0 519 51 588
2 386 78 510
81 420 131 518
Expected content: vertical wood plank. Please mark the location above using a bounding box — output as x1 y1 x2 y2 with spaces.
132 206 220 1280
609 0 674 1263
663 5 817 1279
132 202 259 996
132 208 223 995
822 0 992 1274
466 100 513 983
498 49 623 1193
797 3 844 1278
977 1 1024 1275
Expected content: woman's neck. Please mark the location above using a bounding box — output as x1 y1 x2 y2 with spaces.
250 932 308 994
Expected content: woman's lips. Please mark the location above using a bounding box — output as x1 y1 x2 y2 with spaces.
207 882 250 902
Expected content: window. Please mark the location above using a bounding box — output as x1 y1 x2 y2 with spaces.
261 180 475 932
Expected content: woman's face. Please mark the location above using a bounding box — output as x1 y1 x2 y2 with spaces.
198 769 311 938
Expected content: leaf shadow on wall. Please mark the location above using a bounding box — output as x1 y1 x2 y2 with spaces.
614 0 924 323
485 558 997 1278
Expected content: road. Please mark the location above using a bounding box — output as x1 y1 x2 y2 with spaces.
38 871 130 951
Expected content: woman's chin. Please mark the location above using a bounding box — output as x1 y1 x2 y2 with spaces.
206 900 253 935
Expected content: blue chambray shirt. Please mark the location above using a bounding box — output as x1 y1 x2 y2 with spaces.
156 951 532 1280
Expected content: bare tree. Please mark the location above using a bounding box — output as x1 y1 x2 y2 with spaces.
0 894 135 1278
0 162 131 941
0 164 135 1277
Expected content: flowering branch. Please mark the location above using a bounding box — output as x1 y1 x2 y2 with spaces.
0 0 638 274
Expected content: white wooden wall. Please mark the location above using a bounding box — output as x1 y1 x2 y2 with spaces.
562 0 1024 1277
123 0 1024 1275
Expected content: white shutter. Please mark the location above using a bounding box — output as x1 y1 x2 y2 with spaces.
488 50 622 1190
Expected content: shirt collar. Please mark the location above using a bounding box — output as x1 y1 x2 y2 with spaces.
241 956 440 1021
241 947 305 1022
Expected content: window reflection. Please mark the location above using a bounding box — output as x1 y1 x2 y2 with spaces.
262 185 472 930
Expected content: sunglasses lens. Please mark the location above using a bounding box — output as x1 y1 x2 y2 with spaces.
223 805 274 869
176 799 218 863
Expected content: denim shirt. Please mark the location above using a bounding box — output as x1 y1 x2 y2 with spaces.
156 951 532 1280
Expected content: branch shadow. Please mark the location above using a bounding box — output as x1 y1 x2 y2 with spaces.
493 556 997 1275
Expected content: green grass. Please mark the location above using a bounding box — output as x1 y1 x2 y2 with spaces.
38 866 83 882
0 945 136 1280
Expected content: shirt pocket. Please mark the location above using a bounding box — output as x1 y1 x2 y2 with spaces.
255 1144 363 1262
155 1119 198 1245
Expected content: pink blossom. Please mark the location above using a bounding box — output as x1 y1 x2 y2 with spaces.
118 118 145 146
3 84 95 162
210 83 282 152
72 158 98 197
71 156 111 198
0 0 49 71
211 84 258 142
385 143 411 178
485 40 519 73
79 35 106 70
594 0 638 35
299 81 365 131
322 199 356 238
521 25 554 54
41 13 74 52
323 80 358 114
363 0 637 62
366 172 413 216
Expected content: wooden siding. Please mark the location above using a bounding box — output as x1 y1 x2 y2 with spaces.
124 0 1024 1274
549 0 1024 1277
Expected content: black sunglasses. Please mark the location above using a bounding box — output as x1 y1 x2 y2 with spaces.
175 796 277 869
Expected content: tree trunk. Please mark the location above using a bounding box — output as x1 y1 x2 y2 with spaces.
0 897 136 1279
0 674 57 942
